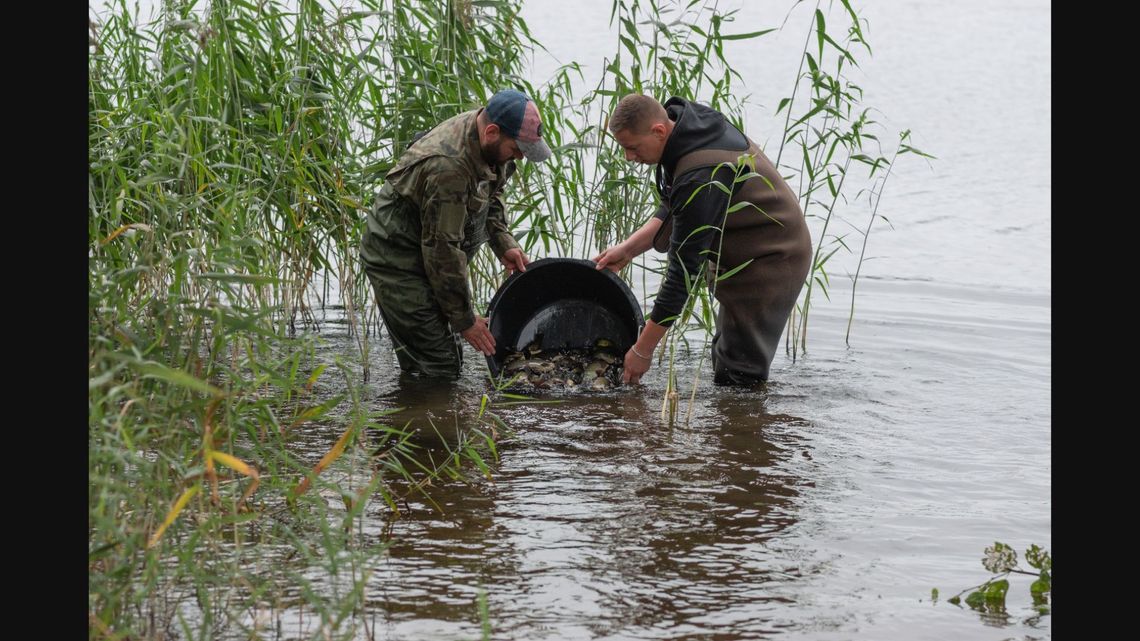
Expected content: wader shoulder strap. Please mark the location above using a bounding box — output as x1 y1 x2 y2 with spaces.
652 142 762 252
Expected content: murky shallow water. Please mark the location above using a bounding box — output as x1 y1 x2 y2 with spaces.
254 265 1048 640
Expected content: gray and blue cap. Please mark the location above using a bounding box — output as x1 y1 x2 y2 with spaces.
485 89 553 163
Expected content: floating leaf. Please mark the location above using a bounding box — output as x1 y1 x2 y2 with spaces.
983 579 1009 604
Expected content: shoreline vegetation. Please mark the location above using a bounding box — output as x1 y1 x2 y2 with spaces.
89 0 929 636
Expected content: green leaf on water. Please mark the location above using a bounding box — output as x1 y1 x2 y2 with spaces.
930 588 939 602
964 591 985 608
947 595 960 605
984 579 1009 603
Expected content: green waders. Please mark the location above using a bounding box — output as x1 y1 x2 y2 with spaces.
363 265 464 377
360 185 472 378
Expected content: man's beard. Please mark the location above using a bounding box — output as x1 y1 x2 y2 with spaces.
481 138 510 166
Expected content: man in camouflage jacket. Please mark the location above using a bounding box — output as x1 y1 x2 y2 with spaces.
359 89 553 377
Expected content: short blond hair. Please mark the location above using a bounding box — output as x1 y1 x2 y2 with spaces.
608 94 668 135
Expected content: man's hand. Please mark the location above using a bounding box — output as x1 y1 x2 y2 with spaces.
622 345 652 385
460 315 496 355
593 244 632 272
500 248 529 274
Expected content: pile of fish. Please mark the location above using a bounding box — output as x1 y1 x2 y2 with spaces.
499 338 623 390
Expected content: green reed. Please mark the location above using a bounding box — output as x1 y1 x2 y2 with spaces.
90 0 525 636
769 1 932 354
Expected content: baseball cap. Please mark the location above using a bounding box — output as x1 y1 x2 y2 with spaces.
484 89 553 163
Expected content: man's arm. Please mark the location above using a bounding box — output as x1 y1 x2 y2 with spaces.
485 191 529 273
619 166 732 385
419 166 478 334
647 165 732 327
485 191 521 258
592 215 663 272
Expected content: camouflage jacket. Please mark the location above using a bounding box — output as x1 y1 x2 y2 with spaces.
359 109 521 333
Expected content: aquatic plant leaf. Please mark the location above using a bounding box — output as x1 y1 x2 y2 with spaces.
964 590 985 609
208 450 254 477
304 364 327 391
465 446 493 481
982 541 1017 573
135 362 225 397
983 579 1009 603
147 485 200 548
287 394 345 431
720 28 776 41
716 259 755 282
100 223 152 245
814 10 826 58
193 272 278 285
208 450 261 509
1025 544 1051 571
290 422 355 499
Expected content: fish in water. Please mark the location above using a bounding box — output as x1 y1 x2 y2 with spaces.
499 338 622 390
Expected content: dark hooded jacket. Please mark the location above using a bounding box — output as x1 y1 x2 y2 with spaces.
648 97 811 326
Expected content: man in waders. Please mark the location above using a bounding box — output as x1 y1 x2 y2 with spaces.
593 94 811 386
359 89 552 377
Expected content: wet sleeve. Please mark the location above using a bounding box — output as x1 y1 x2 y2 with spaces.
420 167 476 332
648 165 734 327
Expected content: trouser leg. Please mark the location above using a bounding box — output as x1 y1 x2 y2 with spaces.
710 256 807 385
364 267 463 378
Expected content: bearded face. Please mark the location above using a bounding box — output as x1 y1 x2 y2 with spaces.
482 131 524 165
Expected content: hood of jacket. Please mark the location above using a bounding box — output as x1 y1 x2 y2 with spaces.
658 97 747 178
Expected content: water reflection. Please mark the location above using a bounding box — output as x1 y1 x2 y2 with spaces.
578 389 811 637
368 371 487 449
353 376 815 639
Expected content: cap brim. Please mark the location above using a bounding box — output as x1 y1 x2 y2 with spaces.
518 138 552 163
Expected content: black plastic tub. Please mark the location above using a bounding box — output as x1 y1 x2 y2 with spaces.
485 257 644 377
